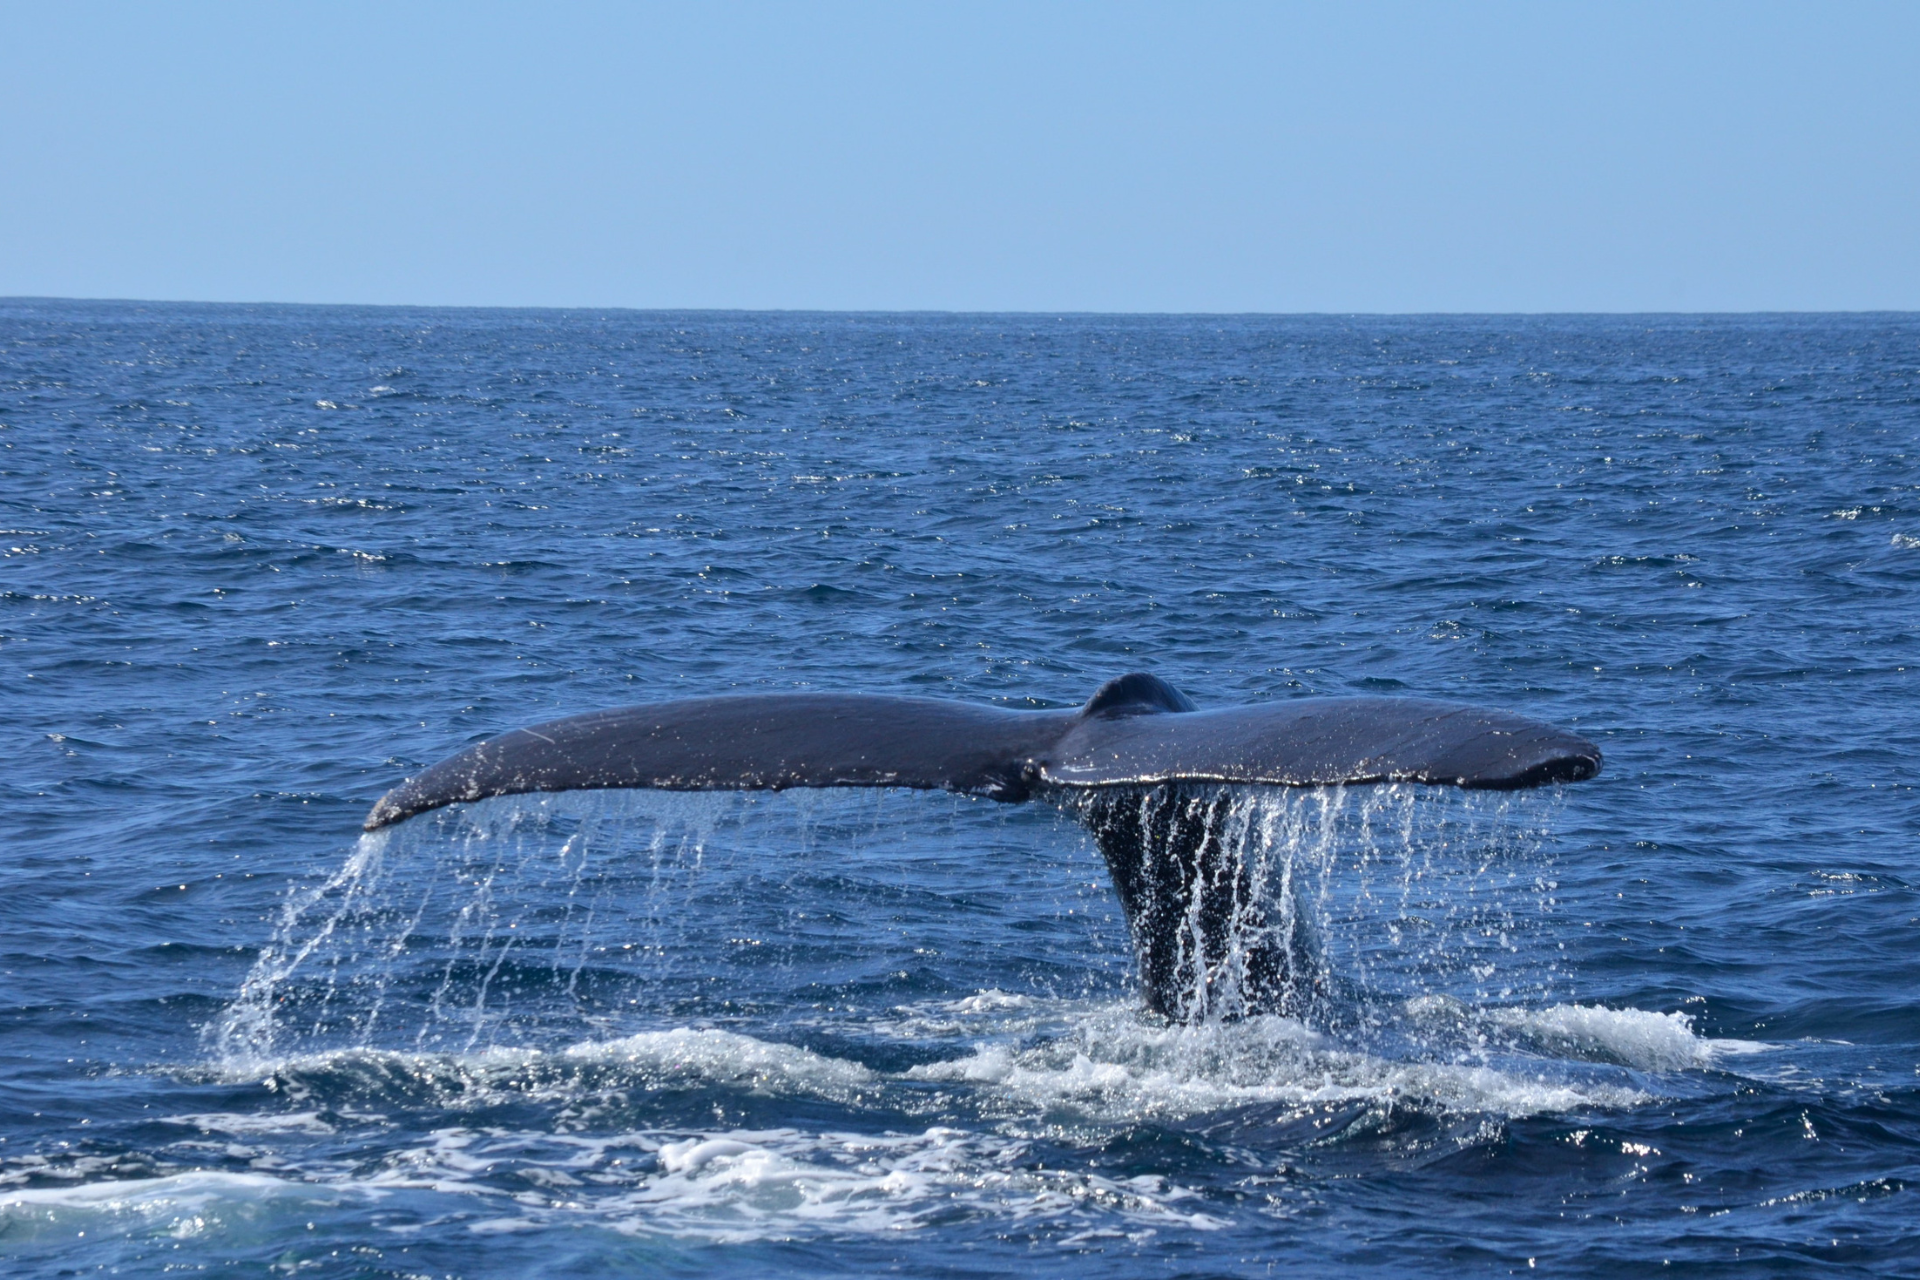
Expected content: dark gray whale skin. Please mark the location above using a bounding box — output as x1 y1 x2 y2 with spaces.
364 674 1600 1020
364 673 1599 828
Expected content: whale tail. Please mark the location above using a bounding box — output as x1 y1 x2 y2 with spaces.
365 673 1599 830
1074 784 1324 1022
363 674 1599 1020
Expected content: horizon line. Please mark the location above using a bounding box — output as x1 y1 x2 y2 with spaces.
4 294 1918 320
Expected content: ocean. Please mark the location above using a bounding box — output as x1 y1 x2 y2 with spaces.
2 300 1916 1276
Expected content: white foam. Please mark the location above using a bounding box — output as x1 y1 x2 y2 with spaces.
358 1124 1225 1242
869 989 1086 1040
1489 1003 1768 1071
161 1110 336 1136
198 1025 877 1110
909 1005 1648 1119
947 989 1038 1015
204 996 1692 1137
0 1170 313 1210
49 992 1761 1248
198 989 1753 1143
562 1027 876 1095
0 1169 370 1244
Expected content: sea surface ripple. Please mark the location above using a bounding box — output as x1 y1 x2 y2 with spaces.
2 301 1918 1276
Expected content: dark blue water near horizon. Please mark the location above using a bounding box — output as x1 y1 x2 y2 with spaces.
2 300 1917 1276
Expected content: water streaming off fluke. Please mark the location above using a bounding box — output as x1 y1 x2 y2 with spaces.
213 784 1569 1068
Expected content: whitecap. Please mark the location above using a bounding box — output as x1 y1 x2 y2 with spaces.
356 1124 1226 1243
0 1170 371 1243
1488 1003 1768 1071
160 1110 336 1136
193 1025 876 1109
561 1026 876 1093
909 1004 1647 1119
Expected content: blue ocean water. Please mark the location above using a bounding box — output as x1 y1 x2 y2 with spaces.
1 300 1917 1277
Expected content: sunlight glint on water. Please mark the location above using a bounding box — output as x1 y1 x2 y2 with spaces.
12 307 1909 1276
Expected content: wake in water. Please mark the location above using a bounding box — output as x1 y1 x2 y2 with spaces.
119 1006 1751 1250
140 785 1768 1250
206 783 1719 1089
46 767 1756 1256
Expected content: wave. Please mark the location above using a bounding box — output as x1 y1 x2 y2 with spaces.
906 1004 1657 1120
0 1127 1223 1248
18 995 1766 1250
196 994 1754 1126
1484 1002 1767 1071
194 1026 881 1112
0 1170 375 1245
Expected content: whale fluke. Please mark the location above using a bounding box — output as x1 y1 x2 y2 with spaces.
364 674 1599 830
363 674 1600 1021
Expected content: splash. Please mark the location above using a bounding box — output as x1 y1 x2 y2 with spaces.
212 791 728 1065
212 783 1564 1066
1069 782 1565 1024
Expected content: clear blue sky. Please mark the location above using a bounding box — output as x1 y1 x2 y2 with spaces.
3 1 1915 312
